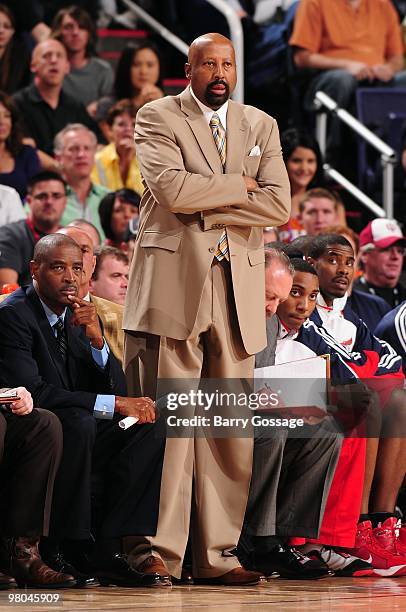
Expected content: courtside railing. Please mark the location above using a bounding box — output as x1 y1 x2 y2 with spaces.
314 90 396 219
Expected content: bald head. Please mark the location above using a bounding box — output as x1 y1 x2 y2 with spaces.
188 33 233 62
185 32 236 109
57 227 96 295
31 39 69 87
33 233 80 264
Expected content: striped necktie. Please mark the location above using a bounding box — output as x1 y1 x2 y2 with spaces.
209 113 229 262
54 317 68 362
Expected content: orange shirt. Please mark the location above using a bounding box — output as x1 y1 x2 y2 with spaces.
290 0 404 66
279 216 306 243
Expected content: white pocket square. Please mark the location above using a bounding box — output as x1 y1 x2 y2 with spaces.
248 145 261 157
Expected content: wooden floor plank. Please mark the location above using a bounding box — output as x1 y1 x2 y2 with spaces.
1 578 406 611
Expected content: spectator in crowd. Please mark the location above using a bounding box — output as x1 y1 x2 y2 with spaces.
51 5 114 116
0 385 76 589
95 41 164 139
290 0 406 163
92 101 143 194
308 234 406 576
326 224 391 329
54 124 110 240
282 129 324 217
279 129 348 243
0 92 41 198
58 226 125 363
114 41 164 110
0 171 66 290
0 4 31 95
279 128 324 243
298 188 341 237
0 0 50 42
0 185 25 226
68 218 101 248
90 246 129 307
13 39 97 164
354 218 406 308
97 188 140 251
0 234 167 588
41 1 100 25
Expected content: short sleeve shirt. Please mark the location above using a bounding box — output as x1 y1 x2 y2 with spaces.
289 0 404 66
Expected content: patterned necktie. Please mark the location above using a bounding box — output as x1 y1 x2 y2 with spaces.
209 113 229 262
54 317 68 362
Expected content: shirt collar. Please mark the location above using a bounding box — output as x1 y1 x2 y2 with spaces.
190 87 228 130
317 293 348 312
36 292 67 328
276 316 299 340
26 84 44 103
103 143 119 162
66 183 98 200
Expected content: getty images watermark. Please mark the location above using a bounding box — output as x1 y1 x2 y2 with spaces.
153 377 391 439
161 387 306 433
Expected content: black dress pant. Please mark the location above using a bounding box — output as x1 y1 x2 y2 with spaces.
0 408 62 537
49 407 165 541
240 420 342 554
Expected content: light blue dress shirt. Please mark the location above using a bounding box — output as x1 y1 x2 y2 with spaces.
39 298 115 419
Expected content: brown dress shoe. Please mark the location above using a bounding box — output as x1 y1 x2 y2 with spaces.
136 556 172 585
194 567 263 586
9 538 76 589
0 571 17 590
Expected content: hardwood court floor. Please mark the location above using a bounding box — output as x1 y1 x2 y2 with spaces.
1 578 406 612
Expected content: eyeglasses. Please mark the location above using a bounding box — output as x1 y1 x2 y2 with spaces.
32 192 66 202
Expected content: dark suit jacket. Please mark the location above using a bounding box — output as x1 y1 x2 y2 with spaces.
255 315 280 368
0 286 126 411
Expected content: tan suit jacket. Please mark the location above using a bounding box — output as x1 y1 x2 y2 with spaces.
123 87 290 355
90 294 124 365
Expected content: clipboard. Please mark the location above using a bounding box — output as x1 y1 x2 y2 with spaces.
254 354 330 416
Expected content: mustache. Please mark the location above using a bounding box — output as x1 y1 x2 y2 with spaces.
207 79 229 90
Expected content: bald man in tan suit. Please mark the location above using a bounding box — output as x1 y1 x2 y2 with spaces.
123 33 291 585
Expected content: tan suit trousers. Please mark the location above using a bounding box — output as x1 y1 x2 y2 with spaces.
124 260 255 578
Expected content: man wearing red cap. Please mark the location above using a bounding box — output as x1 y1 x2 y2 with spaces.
354 218 406 309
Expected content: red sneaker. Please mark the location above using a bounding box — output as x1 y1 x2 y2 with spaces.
397 522 406 556
347 519 406 577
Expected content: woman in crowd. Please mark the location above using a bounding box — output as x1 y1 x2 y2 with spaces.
95 40 164 140
0 92 40 198
92 100 143 193
0 4 31 95
115 40 164 110
98 188 140 252
279 127 325 242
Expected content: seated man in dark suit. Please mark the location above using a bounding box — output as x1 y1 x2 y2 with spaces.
0 386 75 589
0 234 167 588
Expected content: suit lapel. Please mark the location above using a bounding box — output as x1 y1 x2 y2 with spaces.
26 287 70 388
225 100 250 174
180 88 223 175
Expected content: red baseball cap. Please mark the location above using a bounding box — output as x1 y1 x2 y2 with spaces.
359 218 406 250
